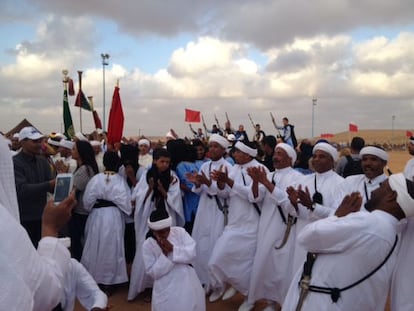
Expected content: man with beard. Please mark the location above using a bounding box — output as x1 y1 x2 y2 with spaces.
282 173 412 311
341 145 389 210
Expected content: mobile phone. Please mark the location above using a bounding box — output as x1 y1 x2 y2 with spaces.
54 173 73 205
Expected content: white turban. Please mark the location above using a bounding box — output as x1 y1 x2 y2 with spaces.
313 142 338 162
235 141 257 158
227 134 236 142
360 146 389 162
388 173 414 218
138 139 150 147
75 132 88 141
59 140 75 150
90 140 101 147
276 143 297 166
209 134 230 149
0 135 20 221
148 216 172 230
410 137 414 145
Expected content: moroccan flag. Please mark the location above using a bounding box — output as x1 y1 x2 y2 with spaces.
406 130 413 138
349 123 358 132
63 88 75 139
185 109 201 123
107 86 124 145
74 90 92 111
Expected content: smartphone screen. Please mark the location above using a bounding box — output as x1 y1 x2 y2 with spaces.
54 175 72 203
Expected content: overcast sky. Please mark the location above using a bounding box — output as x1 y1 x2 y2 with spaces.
1 0 414 140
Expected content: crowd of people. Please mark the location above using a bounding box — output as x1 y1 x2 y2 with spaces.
1 116 414 311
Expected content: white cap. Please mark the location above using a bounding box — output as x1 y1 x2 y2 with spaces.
18 127 44 142
138 139 150 147
59 140 75 150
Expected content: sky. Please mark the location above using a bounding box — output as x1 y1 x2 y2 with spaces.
1 0 414 140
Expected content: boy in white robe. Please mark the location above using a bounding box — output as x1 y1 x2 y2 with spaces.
81 151 132 291
128 148 184 301
143 208 205 311
187 134 233 291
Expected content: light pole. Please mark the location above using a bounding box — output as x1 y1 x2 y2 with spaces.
312 97 317 138
101 53 110 132
391 115 396 146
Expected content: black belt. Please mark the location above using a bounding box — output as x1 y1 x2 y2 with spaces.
93 199 117 209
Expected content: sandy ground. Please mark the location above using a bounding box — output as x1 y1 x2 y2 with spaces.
75 150 410 311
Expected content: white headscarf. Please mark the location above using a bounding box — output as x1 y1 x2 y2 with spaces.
360 146 389 162
0 135 20 221
235 141 257 157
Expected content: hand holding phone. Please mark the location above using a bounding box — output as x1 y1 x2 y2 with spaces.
54 173 74 205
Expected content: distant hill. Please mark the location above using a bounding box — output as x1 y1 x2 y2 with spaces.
316 129 410 145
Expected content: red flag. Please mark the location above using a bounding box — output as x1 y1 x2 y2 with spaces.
320 133 334 138
349 123 358 132
93 110 102 129
185 109 201 123
68 78 75 96
107 86 124 145
406 130 413 138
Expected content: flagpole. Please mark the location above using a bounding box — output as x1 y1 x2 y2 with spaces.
101 53 110 132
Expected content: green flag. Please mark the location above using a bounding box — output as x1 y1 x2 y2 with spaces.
63 88 75 139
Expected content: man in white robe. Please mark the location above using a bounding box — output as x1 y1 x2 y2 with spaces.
341 146 389 210
390 138 414 311
128 148 184 301
143 208 205 311
187 134 233 291
208 141 269 307
283 173 413 311
287 142 345 275
0 134 73 311
246 143 303 311
81 151 132 287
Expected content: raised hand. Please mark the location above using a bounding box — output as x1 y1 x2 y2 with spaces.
335 192 362 217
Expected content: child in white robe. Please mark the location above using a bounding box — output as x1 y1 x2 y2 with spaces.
143 208 205 311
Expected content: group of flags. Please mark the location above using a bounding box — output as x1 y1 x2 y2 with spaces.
62 73 124 145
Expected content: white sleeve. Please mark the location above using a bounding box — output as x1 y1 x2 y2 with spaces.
33 237 71 311
171 228 197 264
71 259 108 310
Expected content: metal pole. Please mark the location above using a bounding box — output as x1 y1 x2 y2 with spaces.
101 53 110 132
392 115 395 147
312 97 317 138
